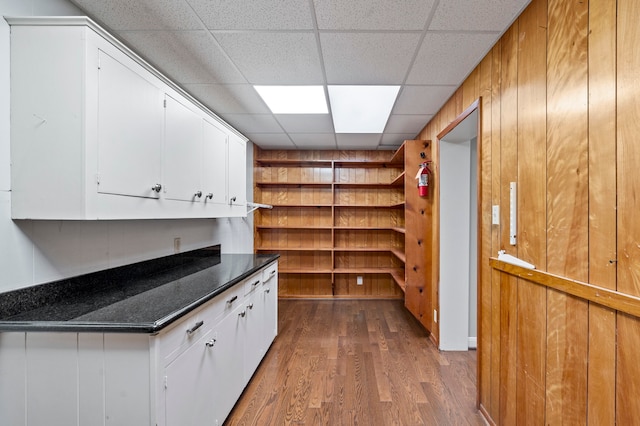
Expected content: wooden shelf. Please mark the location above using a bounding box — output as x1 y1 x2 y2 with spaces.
256 247 333 252
334 160 402 168
279 268 333 274
254 147 406 299
390 248 406 263
334 226 398 230
334 203 404 208
256 159 332 167
390 143 405 165
391 172 405 187
255 181 332 187
333 182 399 188
270 203 333 208
256 225 333 230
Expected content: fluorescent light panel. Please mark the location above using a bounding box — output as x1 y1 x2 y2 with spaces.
254 85 328 114
328 85 400 133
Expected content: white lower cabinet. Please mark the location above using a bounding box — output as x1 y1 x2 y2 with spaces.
0 261 278 426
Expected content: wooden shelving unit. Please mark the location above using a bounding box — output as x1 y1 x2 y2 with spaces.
254 148 405 299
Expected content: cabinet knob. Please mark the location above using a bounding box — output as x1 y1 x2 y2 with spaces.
195 190 202 198
265 288 270 294
238 311 246 318
206 193 213 200
247 303 254 310
230 196 237 204
151 183 162 193
205 338 217 348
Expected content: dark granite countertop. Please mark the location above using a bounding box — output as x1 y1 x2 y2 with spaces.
0 246 278 333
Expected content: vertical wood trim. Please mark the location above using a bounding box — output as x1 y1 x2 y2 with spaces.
479 52 494 414
545 0 589 423
588 0 618 423
515 0 548 423
617 0 640 423
498 22 519 425
489 40 502 421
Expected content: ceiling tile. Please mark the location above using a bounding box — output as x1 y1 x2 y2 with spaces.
186 0 314 30
182 84 270 114
335 134 381 149
275 115 334 133
119 30 246 84
381 133 417 147
429 0 530 31
320 32 421 84
289 134 338 149
222 114 283 134
407 32 499 85
71 0 202 30
393 85 456 114
213 32 323 84
385 114 432 134
313 0 436 30
246 134 296 149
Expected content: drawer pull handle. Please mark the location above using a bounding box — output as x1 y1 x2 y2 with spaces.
251 280 260 287
247 303 254 310
227 295 238 304
205 338 216 348
265 288 270 294
239 311 246 318
186 320 204 335
270 270 276 276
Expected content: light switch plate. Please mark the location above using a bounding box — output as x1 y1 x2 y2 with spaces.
492 205 500 225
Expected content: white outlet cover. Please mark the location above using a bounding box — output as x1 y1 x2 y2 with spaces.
492 205 500 225
357 276 363 285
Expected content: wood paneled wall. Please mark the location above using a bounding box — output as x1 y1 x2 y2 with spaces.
415 0 637 423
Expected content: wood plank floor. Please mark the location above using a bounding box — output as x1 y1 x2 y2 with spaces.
225 299 484 425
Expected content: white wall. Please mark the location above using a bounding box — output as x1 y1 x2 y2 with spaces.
468 137 478 345
439 138 471 351
0 0 254 293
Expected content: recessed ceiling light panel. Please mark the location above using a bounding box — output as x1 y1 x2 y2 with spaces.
254 85 328 114
328 85 400 133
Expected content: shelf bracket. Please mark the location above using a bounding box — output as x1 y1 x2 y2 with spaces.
247 201 273 214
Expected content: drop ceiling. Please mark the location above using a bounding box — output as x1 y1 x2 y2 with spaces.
69 0 531 150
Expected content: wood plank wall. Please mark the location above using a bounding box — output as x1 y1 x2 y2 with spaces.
415 0 636 423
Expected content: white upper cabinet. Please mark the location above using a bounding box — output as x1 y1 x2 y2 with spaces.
97 50 164 200
202 119 228 206
228 134 247 216
8 17 247 220
163 94 204 203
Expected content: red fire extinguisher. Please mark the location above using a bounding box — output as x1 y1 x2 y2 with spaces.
416 161 431 197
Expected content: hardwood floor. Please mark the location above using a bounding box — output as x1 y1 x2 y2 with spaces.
225 299 484 425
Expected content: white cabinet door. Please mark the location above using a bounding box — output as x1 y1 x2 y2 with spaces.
262 272 278 351
243 291 265 382
163 95 203 202
227 136 246 209
210 303 247 424
97 50 164 199
164 329 215 426
202 119 228 205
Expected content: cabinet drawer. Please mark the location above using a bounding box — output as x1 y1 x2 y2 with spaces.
158 282 244 365
262 261 278 285
159 305 211 365
244 271 263 296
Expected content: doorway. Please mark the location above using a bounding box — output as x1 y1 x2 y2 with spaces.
437 107 479 351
